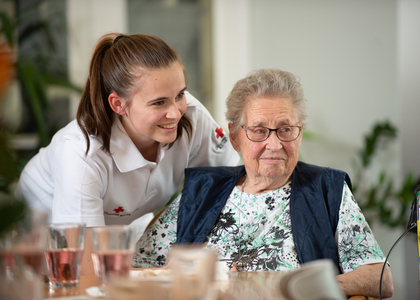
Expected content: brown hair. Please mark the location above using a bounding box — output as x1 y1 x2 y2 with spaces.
76 33 192 155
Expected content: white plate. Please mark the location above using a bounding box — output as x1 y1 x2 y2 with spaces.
129 269 172 281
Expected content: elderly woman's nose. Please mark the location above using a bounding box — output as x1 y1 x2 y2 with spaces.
265 131 283 149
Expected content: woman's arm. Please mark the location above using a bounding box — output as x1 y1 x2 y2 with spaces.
335 183 394 298
337 263 394 298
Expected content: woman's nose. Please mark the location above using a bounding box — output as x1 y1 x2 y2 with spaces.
166 101 182 119
265 131 283 150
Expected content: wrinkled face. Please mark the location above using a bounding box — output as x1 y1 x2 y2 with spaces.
230 96 302 183
121 62 187 147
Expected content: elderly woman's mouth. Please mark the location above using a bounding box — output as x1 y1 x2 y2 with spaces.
261 156 284 161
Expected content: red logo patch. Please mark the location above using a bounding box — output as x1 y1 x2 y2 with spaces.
113 206 124 213
215 127 224 139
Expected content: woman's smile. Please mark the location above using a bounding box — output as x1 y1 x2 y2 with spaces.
158 123 178 130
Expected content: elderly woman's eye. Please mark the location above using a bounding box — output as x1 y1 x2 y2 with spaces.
254 128 267 135
279 126 292 133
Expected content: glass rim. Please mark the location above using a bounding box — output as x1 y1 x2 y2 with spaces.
47 222 86 228
90 225 133 232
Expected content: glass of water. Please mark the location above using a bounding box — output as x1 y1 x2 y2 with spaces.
45 223 86 296
90 225 135 296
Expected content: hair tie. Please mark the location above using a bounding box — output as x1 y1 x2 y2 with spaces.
113 35 124 45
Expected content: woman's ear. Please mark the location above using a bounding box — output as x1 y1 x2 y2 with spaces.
108 93 127 115
228 123 240 152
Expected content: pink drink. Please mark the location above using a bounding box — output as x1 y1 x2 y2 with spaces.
16 249 45 274
91 250 134 287
0 250 14 271
45 248 83 287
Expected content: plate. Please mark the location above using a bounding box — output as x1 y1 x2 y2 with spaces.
129 269 172 282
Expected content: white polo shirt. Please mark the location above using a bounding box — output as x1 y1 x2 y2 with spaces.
15 92 240 236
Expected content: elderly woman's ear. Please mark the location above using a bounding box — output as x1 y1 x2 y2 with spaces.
228 123 240 152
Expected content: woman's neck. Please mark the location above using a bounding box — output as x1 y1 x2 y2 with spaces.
237 173 291 194
139 142 159 162
120 117 160 162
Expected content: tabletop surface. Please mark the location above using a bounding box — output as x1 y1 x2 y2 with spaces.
44 270 287 300
42 270 373 300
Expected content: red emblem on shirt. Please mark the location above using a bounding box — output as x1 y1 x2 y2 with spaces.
113 206 124 213
215 127 224 139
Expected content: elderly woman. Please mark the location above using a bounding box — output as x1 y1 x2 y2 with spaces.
132 69 394 298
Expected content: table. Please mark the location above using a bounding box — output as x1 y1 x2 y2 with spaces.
43 272 377 300
43 271 285 299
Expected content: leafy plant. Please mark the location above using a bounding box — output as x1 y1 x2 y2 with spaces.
1 1 82 149
0 0 81 237
352 121 420 228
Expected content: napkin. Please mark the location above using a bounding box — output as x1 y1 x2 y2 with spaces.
85 286 105 298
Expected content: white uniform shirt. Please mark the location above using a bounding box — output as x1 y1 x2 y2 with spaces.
15 92 240 235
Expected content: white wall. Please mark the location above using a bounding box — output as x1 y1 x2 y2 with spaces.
66 0 128 119
212 0 252 130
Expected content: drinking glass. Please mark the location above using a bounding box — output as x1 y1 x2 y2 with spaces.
45 223 86 296
169 246 217 300
12 210 48 275
90 225 135 296
0 210 48 300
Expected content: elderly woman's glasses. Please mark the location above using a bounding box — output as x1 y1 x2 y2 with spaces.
240 125 302 142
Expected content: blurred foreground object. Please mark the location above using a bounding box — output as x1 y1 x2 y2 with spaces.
0 209 47 300
169 246 218 300
278 259 346 300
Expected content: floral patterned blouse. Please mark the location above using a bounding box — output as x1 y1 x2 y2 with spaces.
133 182 385 273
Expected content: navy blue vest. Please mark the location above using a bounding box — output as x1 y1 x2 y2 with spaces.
176 161 351 272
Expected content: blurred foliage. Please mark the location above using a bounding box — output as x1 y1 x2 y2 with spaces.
352 121 420 229
0 0 80 237
0 0 82 149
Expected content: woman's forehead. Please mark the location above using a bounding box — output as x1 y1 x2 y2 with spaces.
243 96 297 122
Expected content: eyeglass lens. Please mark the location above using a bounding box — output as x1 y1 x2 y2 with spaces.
246 126 300 141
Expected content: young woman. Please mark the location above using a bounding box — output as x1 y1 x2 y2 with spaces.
14 33 239 274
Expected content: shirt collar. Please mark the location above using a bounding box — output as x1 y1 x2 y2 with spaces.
110 118 155 172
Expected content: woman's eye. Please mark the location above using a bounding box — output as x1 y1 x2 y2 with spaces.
176 92 185 100
280 127 291 133
254 128 266 135
153 101 165 106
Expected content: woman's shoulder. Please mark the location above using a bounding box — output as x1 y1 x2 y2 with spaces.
49 120 103 156
185 91 214 121
295 161 348 175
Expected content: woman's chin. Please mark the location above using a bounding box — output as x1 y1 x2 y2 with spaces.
157 133 178 145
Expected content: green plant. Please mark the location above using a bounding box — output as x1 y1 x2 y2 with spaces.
0 0 81 237
1 1 82 149
352 120 420 228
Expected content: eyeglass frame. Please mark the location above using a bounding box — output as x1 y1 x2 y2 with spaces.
239 124 302 142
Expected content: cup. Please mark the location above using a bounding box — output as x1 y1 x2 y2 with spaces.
12 210 48 275
0 210 48 300
45 223 86 296
90 225 135 295
278 259 346 300
169 246 217 300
